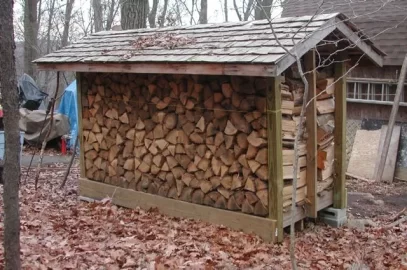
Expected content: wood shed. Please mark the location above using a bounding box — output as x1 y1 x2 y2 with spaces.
35 13 384 242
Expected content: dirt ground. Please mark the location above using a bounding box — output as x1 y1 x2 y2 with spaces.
347 177 407 219
0 167 406 269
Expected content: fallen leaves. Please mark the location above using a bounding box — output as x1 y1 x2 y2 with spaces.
0 166 406 269
131 33 196 50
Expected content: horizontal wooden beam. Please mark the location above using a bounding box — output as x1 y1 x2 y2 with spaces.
283 190 333 227
36 62 277 77
79 178 278 242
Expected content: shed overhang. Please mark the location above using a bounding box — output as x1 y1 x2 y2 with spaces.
34 13 385 77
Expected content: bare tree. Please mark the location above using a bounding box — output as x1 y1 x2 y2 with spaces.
61 0 75 47
106 0 120 31
93 0 103 32
24 0 38 77
233 0 255 21
0 0 22 269
158 0 170 27
45 0 56 54
199 0 207 24
174 0 197 25
190 0 196 24
121 0 149 30
255 0 272 20
149 0 160 28
224 0 228 22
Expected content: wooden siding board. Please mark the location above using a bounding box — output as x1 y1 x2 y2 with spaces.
79 178 278 242
36 62 277 77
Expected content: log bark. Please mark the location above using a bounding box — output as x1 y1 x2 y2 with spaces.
1 2 22 266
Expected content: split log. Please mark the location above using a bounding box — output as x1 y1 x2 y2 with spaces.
196 117 205 132
255 148 267 165
247 131 267 147
316 98 335 114
230 112 250 133
221 83 233 98
224 121 238 136
163 113 177 129
244 176 256 192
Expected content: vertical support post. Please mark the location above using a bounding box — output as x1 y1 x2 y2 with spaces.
76 72 85 178
334 53 347 209
267 76 283 242
304 50 318 217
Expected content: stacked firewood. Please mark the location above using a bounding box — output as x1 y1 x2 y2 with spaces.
281 78 308 209
316 78 335 193
81 73 272 217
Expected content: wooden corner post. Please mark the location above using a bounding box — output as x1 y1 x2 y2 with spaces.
304 50 318 218
76 72 85 178
333 53 347 209
267 76 284 242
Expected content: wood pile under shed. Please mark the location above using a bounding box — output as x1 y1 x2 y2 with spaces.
81 73 274 216
281 76 336 212
80 71 336 218
316 78 336 194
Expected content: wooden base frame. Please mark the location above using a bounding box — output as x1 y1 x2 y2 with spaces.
282 190 333 227
79 178 279 242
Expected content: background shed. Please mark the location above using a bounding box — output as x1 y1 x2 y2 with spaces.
35 13 384 242
281 0 407 179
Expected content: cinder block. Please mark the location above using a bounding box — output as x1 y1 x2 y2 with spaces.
319 207 347 227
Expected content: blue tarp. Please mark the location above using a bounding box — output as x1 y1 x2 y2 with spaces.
58 80 78 149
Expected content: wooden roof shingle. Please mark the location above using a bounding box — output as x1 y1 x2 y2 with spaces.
35 13 385 76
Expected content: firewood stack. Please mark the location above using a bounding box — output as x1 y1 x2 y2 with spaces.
316 78 335 193
281 78 308 210
80 73 272 217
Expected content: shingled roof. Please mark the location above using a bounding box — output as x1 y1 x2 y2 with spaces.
281 0 407 66
35 13 384 76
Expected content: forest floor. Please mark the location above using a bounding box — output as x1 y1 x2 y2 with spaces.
0 164 406 269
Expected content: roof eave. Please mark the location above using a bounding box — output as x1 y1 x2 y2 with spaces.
274 15 385 76
334 17 385 67
34 61 278 77
274 17 337 76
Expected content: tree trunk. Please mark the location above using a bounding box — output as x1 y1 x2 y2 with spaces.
243 0 254 21
158 0 169 27
44 0 56 86
46 0 56 54
233 0 242 21
149 0 159 28
199 0 207 24
93 0 103 32
255 0 273 20
224 0 228 22
61 0 75 47
0 1 22 269
106 0 118 30
121 0 149 30
23 0 38 78
190 0 195 25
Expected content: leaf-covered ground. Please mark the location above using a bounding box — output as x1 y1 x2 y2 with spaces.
0 165 406 269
